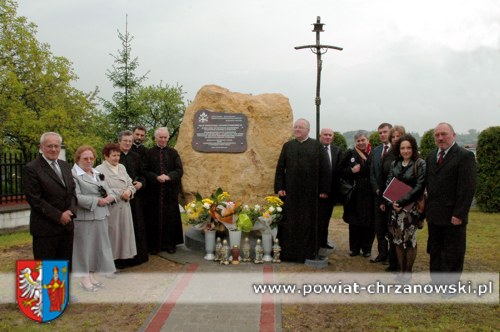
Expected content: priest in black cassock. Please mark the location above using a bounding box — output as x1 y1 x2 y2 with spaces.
143 127 184 254
274 118 331 263
117 130 149 266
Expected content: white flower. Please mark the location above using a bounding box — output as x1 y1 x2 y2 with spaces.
243 204 249 210
203 203 211 209
277 206 282 212
190 203 196 208
254 205 261 211
269 206 275 212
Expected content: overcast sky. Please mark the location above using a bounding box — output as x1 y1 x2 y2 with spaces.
16 0 500 135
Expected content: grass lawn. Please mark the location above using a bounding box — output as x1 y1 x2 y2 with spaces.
0 207 498 331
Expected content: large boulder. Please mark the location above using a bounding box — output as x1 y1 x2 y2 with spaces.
175 85 293 204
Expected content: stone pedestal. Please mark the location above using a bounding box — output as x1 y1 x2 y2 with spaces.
175 85 293 204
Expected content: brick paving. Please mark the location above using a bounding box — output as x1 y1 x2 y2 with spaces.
139 245 282 332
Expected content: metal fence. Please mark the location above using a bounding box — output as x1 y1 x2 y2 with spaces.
0 152 39 204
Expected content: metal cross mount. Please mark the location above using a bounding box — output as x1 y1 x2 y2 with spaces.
295 16 342 140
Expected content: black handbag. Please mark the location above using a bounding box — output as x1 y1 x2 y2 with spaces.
339 178 356 205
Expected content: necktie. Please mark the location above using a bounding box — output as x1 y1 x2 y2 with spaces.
324 145 332 168
51 161 65 185
437 149 445 166
382 145 389 160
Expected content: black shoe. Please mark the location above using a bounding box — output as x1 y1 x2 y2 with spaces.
349 251 359 257
166 247 176 254
362 252 371 258
370 256 387 263
326 244 334 249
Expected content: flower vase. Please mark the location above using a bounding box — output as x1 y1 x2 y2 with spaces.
229 230 242 248
204 230 216 260
229 230 242 261
262 232 273 262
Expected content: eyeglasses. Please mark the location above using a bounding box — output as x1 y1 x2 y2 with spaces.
45 144 61 149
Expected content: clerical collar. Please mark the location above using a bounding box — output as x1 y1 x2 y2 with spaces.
297 137 309 143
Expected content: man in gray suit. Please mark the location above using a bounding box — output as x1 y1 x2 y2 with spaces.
23 132 77 263
425 123 476 279
370 122 392 264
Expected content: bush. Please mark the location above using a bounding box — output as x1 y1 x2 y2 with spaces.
369 131 380 147
419 128 435 160
476 126 500 213
333 131 348 152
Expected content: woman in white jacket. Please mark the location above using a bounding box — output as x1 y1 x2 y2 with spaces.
72 145 116 292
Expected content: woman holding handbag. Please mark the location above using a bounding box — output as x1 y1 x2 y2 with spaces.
340 130 374 258
386 134 426 282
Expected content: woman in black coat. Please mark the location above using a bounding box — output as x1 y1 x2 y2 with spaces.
340 130 374 258
386 134 426 281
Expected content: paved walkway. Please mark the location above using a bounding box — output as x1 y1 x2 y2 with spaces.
138 245 282 332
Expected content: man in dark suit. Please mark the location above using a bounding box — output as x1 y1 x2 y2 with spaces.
23 132 77 263
425 122 476 279
369 122 392 264
118 130 149 266
318 128 343 251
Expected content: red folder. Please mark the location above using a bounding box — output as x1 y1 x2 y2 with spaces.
383 178 414 212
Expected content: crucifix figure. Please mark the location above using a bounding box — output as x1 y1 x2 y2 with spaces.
295 16 343 140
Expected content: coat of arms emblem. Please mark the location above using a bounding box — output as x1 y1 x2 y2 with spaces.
16 260 69 322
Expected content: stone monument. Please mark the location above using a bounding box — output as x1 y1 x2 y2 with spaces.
175 84 293 204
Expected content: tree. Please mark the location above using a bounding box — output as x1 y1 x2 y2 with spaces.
333 131 347 152
475 126 500 213
136 82 187 146
369 131 380 147
0 0 106 157
102 15 148 134
419 128 435 160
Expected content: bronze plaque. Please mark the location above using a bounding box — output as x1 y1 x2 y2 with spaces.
192 109 248 153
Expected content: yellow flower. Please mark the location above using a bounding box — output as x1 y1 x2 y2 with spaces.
218 192 230 201
202 198 214 205
265 196 284 206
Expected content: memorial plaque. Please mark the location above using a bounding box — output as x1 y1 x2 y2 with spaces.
192 109 248 153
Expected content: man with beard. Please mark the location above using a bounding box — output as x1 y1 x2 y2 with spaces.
132 125 148 157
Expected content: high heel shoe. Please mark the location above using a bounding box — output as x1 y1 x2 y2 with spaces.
80 282 98 292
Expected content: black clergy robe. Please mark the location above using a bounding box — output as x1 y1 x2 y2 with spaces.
119 150 149 265
143 145 184 253
274 138 331 262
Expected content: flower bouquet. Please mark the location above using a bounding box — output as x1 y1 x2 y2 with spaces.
253 195 283 239
209 188 241 232
237 204 262 233
183 193 213 231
